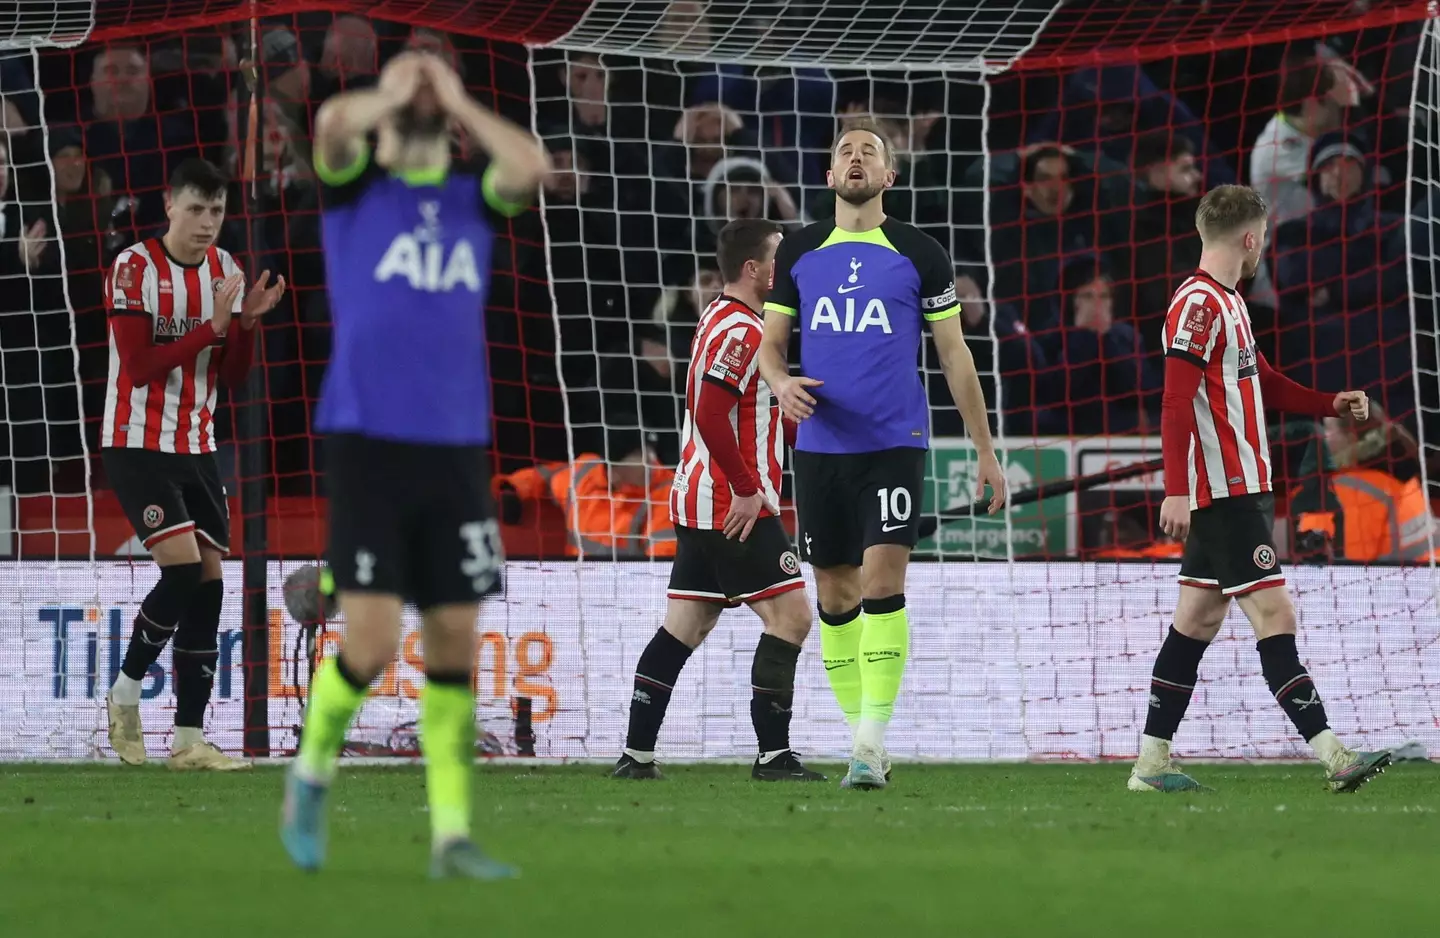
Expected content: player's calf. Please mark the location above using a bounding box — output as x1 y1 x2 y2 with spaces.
616 602 714 776
169 578 250 770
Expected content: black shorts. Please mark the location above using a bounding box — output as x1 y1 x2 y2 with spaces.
325 434 502 611
102 447 229 553
666 516 805 607
1178 493 1285 596
792 447 926 569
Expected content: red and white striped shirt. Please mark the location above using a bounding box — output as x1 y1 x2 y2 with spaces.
670 296 783 529
1162 272 1272 509
102 240 243 454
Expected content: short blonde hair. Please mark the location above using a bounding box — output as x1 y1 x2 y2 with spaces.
1195 184 1268 239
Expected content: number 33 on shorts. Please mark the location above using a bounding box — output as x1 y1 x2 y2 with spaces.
459 520 503 595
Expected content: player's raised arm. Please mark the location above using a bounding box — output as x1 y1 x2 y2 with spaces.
418 55 551 208
313 53 425 179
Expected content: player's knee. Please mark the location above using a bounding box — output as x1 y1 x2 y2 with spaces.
859 546 908 599
813 567 862 616
1246 588 1298 640
758 591 811 645
663 600 721 648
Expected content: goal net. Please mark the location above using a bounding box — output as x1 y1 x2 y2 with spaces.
2 0 1438 763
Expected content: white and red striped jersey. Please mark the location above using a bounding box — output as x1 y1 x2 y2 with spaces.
1162 271 1273 509
670 295 784 529
102 240 242 454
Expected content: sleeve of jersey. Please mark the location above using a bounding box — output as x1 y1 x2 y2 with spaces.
480 162 532 218
1161 354 1204 497
217 323 256 387
1257 352 1336 416
762 234 801 318
694 378 760 498
314 139 371 188
1163 290 1221 367
916 235 961 322
111 317 220 388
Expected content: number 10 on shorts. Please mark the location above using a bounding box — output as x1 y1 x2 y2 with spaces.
877 486 912 532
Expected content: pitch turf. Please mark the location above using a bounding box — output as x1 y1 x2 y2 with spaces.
2 762 1437 936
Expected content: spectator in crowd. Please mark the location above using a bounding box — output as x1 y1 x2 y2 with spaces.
928 267 1054 437
81 44 209 229
1045 260 1161 436
494 426 677 558
1250 54 1346 227
652 101 771 281
1291 407 1437 563
0 136 86 493
1028 65 1235 189
1126 130 1204 339
20 131 116 450
686 54 837 196
318 15 378 88
963 143 1130 327
702 159 805 242
1273 131 1411 418
246 28 313 161
647 263 719 365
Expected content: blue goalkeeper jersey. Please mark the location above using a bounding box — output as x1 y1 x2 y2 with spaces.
764 219 959 453
314 146 527 446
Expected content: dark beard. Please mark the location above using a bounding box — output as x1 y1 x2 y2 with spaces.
835 181 884 206
395 104 447 141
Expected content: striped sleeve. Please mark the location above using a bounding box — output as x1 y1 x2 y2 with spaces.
1164 286 1223 368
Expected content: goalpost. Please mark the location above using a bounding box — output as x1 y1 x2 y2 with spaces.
1 0 1437 763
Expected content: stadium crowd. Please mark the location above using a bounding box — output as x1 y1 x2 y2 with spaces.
0 9 1433 558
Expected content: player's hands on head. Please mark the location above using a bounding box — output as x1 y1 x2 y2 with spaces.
417 54 468 111
976 452 1007 515
240 270 287 329
775 375 823 422
211 273 244 334
1159 495 1191 541
378 51 427 104
1333 390 1369 422
722 491 776 543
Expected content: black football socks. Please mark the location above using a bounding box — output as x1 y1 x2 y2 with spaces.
1258 633 1331 742
624 627 694 758
114 561 204 701
173 579 225 730
1142 626 1210 741
750 632 802 755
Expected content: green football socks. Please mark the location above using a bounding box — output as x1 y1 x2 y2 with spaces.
295 655 368 784
856 598 909 751
421 676 476 845
819 604 864 728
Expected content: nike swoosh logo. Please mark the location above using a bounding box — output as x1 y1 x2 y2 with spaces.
824 663 848 671
881 523 906 532
836 284 864 294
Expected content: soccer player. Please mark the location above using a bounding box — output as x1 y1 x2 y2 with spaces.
279 51 549 878
613 218 825 783
758 122 1007 789
1131 184 1391 793
102 157 285 770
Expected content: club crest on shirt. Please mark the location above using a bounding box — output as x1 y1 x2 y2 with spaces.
212 277 227 295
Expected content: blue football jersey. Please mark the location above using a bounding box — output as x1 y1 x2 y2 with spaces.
314 146 527 446
764 219 960 453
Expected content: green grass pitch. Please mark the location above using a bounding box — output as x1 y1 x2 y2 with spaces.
3 762 1437 937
